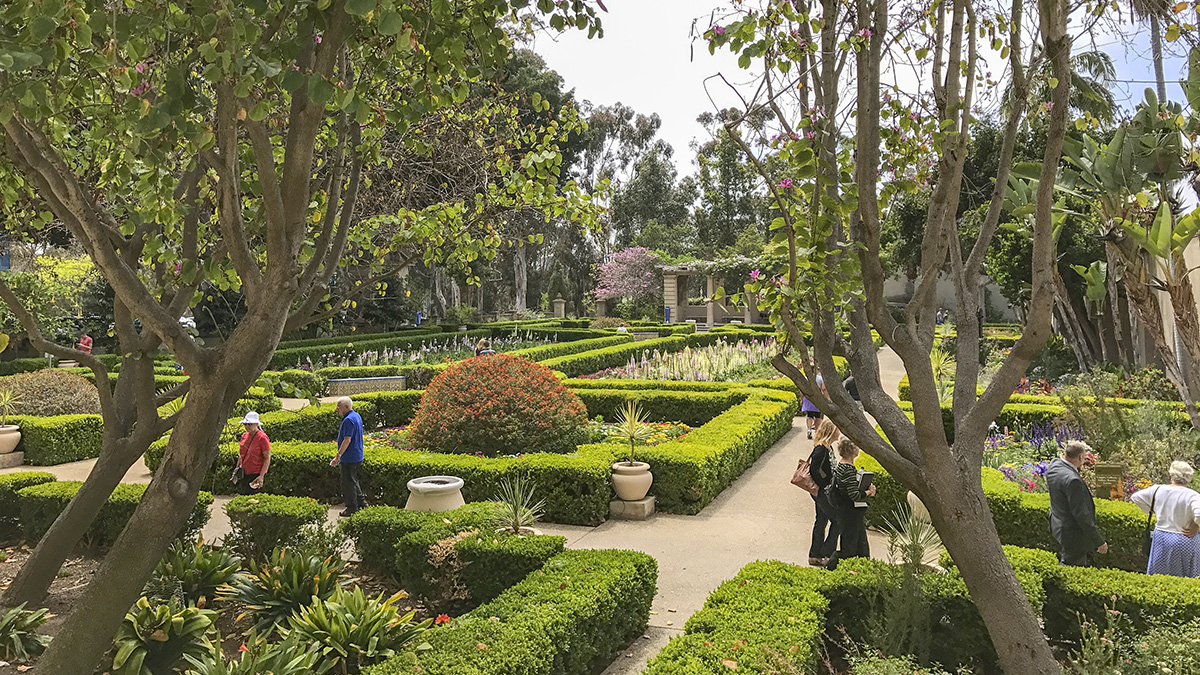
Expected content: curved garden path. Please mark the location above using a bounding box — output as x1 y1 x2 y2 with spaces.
0 349 910 674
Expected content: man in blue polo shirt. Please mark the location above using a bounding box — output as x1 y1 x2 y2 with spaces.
331 397 366 517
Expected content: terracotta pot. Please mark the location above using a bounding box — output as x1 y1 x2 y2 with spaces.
611 461 653 501
0 425 21 455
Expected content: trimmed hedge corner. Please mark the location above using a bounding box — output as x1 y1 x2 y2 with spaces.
224 494 326 558
344 503 566 607
16 481 211 547
9 414 104 465
0 472 55 539
364 548 658 675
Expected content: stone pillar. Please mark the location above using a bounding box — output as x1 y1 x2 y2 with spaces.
553 296 567 318
596 298 607 318
706 275 720 326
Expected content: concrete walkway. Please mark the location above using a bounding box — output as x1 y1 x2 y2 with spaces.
3 349 910 674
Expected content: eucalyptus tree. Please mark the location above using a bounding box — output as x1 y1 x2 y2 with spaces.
0 0 603 670
709 0 1071 670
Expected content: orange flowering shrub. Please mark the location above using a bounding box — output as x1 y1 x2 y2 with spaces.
407 354 588 456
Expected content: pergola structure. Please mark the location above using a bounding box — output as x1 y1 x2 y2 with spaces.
661 265 760 326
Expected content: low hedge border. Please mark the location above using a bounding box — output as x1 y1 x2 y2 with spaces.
313 364 448 391
16 481 211 547
507 334 634 362
9 414 104 465
647 545 1189 674
364 548 658 675
224 493 326 557
344 503 566 607
0 358 51 376
0 472 55 539
857 454 1149 571
892 399 1070 443
277 326 442 350
538 331 772 379
148 387 797 523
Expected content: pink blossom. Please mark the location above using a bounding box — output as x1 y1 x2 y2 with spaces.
749 269 762 281
135 62 147 74
779 178 793 189
1045 102 1054 111
804 130 815 139
314 34 323 44
593 247 661 301
713 25 726 35
856 28 871 38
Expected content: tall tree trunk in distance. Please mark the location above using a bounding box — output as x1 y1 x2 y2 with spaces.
1151 12 1167 101
513 245 528 313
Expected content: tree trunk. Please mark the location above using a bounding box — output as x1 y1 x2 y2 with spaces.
1 448 139 606
1151 13 1167 102
513 245 528 313
926 473 1061 674
29 381 234 674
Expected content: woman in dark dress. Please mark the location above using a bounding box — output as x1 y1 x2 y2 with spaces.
808 418 840 566
827 438 875 569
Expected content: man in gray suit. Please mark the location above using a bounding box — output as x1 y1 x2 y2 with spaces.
1046 440 1107 566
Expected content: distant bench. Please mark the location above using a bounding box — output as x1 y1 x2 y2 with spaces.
325 376 407 397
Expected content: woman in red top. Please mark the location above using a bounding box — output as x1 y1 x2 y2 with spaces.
234 411 271 495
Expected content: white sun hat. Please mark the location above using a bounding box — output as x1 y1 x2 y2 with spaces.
240 411 260 425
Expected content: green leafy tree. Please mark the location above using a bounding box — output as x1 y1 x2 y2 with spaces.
694 110 767 254
0 1 603 671
611 143 697 249
711 0 1071 670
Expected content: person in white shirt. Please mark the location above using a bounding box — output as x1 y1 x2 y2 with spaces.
1132 461 1200 577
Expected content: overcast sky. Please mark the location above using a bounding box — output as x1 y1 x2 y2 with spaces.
530 2 1191 176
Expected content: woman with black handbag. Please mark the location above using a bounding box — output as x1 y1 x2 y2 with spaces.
1132 461 1200 577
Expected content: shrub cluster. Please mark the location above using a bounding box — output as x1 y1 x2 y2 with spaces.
343 503 565 607
363 549 658 675
0 359 50 376
9 413 104 465
2 369 100 416
17 481 211 547
277 326 441 351
314 364 447 391
407 354 588 457
506 334 634 363
223 494 327 560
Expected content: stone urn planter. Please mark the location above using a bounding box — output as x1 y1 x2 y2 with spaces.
405 475 466 512
0 425 20 455
611 461 653 501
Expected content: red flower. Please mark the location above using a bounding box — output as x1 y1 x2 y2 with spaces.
435 614 451 625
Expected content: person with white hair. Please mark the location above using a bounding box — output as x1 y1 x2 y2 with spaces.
330 397 366 517
1132 460 1200 577
1046 440 1107 566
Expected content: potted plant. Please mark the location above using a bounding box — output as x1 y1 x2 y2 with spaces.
610 401 655 501
0 388 22 454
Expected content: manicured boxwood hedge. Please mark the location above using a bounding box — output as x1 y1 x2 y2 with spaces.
507 334 634 362
277 326 441 350
224 494 326 556
344 503 566 606
16 481 211 547
891 399 1068 443
540 336 689 377
576 388 746 426
364 549 658 675
857 454 1150 571
0 472 55 539
9 413 104 465
0 358 51 376
314 364 448 390
147 386 797 523
647 546 1195 674
488 326 613 342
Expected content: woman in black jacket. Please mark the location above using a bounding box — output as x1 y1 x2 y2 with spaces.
808 419 840 566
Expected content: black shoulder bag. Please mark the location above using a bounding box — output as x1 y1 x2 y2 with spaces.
1142 487 1159 557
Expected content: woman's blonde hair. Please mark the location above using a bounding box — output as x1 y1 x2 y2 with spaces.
834 438 859 460
812 418 840 447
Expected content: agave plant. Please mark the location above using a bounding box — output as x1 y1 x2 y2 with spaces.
221 548 348 633
0 603 51 662
285 587 431 674
613 401 654 464
152 539 242 607
490 475 546 535
0 388 21 427
183 630 319 675
111 597 217 675
883 508 943 570
929 347 956 384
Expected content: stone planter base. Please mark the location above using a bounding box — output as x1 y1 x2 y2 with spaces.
0 452 23 469
609 496 655 520
405 475 466 512
325 376 407 397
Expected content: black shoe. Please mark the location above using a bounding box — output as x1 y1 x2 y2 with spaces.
339 508 357 518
